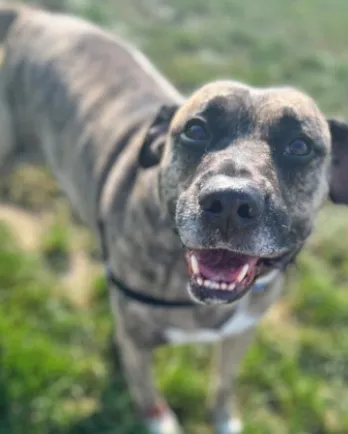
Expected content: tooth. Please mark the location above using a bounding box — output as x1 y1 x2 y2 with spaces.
190 255 199 275
204 280 210 287
221 283 228 290
196 277 203 286
212 282 220 289
237 264 249 283
228 283 236 291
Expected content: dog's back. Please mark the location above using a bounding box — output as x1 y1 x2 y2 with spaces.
0 2 182 225
0 2 21 172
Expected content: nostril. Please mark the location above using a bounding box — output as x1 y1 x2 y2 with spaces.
237 202 255 220
207 199 223 214
199 191 225 215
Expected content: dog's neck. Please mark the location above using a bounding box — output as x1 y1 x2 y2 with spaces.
97 128 189 300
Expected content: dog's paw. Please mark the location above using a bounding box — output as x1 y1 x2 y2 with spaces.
144 410 184 434
214 417 243 434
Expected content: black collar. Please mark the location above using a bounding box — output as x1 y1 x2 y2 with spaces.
97 219 197 308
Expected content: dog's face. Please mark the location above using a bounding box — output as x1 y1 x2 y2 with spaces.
142 81 347 305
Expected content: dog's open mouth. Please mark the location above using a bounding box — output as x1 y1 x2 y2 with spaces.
184 248 283 304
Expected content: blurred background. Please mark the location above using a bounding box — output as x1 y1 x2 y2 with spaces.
1 0 348 433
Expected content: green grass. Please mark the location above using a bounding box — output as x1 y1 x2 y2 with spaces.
40 221 71 273
2 0 348 433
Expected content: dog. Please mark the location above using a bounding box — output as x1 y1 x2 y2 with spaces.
0 3 347 434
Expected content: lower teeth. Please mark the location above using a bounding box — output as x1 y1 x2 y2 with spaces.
194 276 238 291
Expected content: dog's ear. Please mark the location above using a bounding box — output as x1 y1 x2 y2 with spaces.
139 104 178 168
328 118 348 204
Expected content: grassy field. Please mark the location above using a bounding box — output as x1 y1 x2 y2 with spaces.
1 0 348 433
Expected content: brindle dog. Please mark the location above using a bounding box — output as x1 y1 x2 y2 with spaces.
0 3 347 434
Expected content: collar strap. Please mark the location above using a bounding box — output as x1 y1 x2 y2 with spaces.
105 264 197 308
98 216 196 308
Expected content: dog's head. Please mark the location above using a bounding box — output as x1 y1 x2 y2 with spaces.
140 80 347 305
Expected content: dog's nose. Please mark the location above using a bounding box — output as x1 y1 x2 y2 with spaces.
199 176 265 228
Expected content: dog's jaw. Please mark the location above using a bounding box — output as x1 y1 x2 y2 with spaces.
183 247 291 305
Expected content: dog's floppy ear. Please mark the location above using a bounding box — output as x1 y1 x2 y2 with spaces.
139 104 178 168
328 118 348 204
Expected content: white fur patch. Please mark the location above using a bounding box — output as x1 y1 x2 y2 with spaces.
215 417 243 434
145 410 183 434
165 307 258 345
252 268 279 287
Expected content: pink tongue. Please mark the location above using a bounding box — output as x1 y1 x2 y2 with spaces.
195 250 258 282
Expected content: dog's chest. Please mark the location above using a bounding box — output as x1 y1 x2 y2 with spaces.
164 305 258 344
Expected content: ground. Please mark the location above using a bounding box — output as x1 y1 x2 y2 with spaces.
1 1 348 433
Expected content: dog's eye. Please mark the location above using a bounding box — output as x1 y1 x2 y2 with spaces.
181 118 210 144
284 139 312 158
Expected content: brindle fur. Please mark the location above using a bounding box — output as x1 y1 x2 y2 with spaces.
0 3 347 434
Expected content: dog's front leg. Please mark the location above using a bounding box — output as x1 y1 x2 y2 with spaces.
113 314 183 434
208 329 255 434
115 332 183 434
